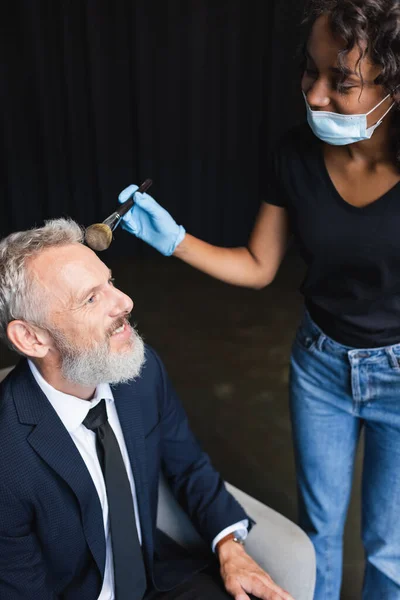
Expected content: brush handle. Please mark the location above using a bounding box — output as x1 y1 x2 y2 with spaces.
103 212 122 232
116 179 153 218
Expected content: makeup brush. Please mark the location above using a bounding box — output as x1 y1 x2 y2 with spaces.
85 179 153 251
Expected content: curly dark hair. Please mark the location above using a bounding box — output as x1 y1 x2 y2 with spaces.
303 0 400 168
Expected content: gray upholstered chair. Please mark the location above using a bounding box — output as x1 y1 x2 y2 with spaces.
0 366 315 599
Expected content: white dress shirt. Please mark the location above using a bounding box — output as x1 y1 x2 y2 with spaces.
28 360 247 600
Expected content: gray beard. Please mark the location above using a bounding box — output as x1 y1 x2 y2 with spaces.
51 325 145 387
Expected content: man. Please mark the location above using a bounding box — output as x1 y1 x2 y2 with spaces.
0 219 310 600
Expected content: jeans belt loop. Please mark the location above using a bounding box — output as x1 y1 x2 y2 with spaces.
316 332 326 352
385 347 400 369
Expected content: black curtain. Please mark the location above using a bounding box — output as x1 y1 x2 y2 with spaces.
1 0 306 256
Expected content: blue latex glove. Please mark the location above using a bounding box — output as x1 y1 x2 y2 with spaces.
118 185 186 256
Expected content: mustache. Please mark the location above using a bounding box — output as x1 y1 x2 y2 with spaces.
106 313 133 338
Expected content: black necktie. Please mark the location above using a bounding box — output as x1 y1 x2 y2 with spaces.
83 399 147 600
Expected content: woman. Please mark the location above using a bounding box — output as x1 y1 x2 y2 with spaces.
118 1 400 598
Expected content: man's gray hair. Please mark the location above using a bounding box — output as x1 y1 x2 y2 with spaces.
0 218 84 351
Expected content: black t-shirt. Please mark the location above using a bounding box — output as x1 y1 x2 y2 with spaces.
264 123 400 348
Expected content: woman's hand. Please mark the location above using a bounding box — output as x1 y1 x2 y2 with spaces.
118 184 186 256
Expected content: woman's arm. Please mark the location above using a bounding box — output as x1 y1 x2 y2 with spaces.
118 186 290 289
173 203 290 289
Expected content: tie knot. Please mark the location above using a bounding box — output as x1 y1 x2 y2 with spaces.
83 399 108 432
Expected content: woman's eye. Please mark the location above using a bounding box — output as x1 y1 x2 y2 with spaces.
335 82 355 94
87 295 96 304
109 278 115 286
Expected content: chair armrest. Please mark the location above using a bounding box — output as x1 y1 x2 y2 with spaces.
0 367 14 382
156 475 315 600
225 482 316 600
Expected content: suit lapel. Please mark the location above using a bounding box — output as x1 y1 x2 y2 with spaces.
11 361 106 575
113 382 154 563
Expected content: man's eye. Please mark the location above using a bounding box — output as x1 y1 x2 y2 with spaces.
87 295 96 304
109 278 115 286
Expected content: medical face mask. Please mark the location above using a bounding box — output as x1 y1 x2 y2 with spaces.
303 91 395 145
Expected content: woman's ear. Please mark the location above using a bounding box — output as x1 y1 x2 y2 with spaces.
7 320 52 358
391 84 400 104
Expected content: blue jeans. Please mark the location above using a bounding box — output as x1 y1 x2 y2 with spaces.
290 311 400 600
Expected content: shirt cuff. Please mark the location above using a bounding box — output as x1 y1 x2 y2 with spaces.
211 519 249 553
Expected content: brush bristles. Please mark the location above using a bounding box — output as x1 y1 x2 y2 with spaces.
84 223 113 251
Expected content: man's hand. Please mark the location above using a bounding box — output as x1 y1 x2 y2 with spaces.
218 539 295 600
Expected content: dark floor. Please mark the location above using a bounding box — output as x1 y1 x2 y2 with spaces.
0 252 364 599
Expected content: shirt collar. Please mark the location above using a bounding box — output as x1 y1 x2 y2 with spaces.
28 360 114 433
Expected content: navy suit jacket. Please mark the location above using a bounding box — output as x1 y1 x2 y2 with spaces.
0 346 249 599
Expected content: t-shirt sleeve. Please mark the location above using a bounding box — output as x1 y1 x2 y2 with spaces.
259 146 290 208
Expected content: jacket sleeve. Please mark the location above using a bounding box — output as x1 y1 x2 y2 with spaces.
149 348 252 545
0 483 58 599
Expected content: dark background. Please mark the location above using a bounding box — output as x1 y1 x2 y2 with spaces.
0 2 365 598
1 0 305 247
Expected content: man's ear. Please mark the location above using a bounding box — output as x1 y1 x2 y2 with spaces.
7 320 52 358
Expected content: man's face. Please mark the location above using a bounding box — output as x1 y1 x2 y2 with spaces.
30 243 144 386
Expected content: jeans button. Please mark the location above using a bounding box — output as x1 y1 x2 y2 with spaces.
304 337 313 349
357 352 370 359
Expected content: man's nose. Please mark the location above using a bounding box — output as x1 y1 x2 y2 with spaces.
110 289 134 317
